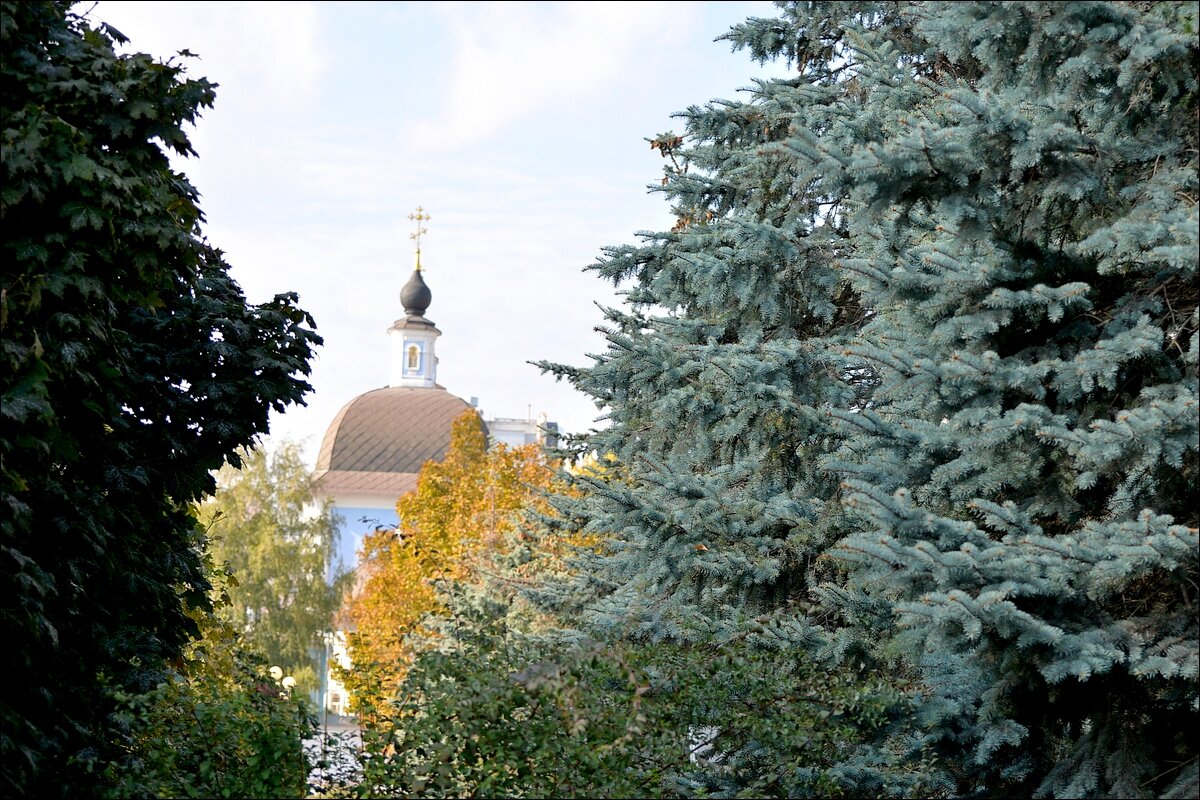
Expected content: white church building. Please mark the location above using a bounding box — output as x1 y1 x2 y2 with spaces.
310 228 556 715
312 260 473 576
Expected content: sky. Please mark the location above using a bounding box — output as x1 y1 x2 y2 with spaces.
83 0 791 466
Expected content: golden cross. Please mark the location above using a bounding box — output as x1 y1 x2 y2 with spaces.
408 206 431 270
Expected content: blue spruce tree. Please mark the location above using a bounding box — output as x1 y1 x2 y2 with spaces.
539 2 945 794
544 2 1198 797
538 3 882 651
818 3 1199 797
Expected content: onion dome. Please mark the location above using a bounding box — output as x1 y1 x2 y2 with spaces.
400 268 432 317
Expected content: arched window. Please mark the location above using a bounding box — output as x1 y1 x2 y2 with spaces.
407 344 420 371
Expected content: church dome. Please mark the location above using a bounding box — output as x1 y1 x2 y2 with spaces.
400 269 432 317
313 386 476 497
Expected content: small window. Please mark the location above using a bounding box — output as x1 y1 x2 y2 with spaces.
407 344 420 371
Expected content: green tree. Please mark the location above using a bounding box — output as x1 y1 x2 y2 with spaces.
542 1 1197 797
100 560 314 800
349 459 935 798
200 441 350 697
370 593 925 799
1 2 320 794
341 410 558 699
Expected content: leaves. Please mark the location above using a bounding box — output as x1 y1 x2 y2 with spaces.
340 411 558 697
199 441 351 697
1 2 320 794
99 595 314 800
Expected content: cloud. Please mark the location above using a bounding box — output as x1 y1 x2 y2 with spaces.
408 1 696 151
85 1 327 105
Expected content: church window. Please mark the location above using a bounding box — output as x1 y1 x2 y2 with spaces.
407 344 421 371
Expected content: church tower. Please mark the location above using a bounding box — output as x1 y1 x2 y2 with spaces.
313 208 478 579
389 270 439 388
311 209 557 717
389 208 441 388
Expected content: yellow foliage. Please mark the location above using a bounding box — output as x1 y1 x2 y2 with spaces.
339 410 558 694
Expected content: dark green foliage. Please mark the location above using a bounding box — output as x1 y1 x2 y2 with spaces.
352 579 937 799
1 2 320 794
100 574 315 799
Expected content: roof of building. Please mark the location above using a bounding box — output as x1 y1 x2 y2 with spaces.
312 386 475 497
313 470 420 499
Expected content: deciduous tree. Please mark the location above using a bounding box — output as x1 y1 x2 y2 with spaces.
200 441 350 696
1 2 320 793
99 563 313 800
341 411 557 696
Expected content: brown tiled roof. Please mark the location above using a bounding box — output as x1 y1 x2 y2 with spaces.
312 470 420 498
312 387 474 496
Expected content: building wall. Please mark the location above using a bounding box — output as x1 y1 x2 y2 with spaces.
486 415 559 449
328 502 399 582
321 500 397 715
